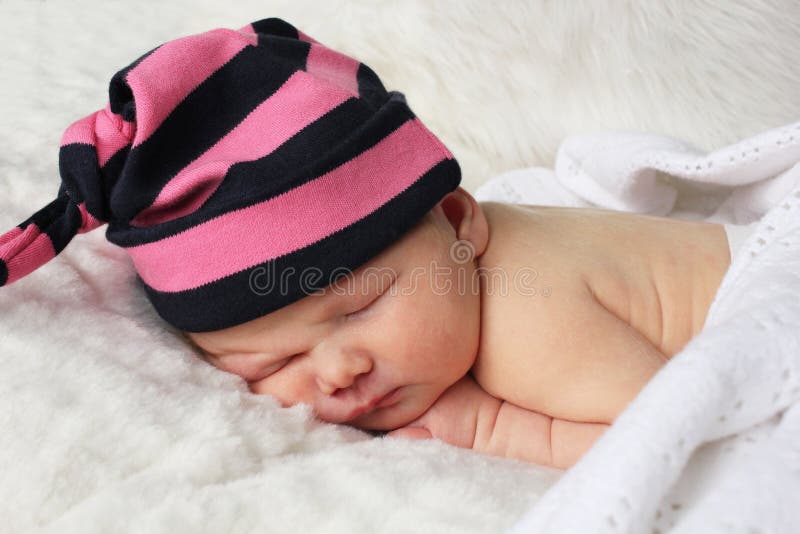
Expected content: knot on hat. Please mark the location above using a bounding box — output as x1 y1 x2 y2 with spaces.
0 69 135 287
59 105 135 227
0 190 104 287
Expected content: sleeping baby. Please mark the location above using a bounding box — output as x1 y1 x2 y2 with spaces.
183 188 732 469
0 17 732 470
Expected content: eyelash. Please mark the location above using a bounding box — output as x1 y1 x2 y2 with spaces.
260 357 291 376
344 292 383 321
245 355 297 384
345 275 398 321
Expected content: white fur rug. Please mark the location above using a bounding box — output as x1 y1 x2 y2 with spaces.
1 1 798 532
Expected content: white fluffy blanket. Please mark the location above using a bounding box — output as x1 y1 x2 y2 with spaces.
476 121 800 533
1 1 799 533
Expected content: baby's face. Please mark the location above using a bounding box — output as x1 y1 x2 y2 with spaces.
185 197 486 431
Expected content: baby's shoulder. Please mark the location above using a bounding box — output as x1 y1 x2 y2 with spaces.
478 201 615 296
478 200 730 356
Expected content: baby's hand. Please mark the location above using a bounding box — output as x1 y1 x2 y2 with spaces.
387 374 501 450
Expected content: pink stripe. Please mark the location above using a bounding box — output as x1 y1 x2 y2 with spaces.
76 202 105 233
128 118 448 292
0 223 39 260
297 29 320 44
238 22 320 45
130 70 352 227
60 105 133 167
237 23 255 34
126 29 256 148
0 226 23 248
1 225 55 285
305 42 360 97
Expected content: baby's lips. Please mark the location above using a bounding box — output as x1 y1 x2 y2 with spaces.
386 427 432 440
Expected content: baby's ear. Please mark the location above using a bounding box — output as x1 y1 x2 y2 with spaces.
436 187 489 257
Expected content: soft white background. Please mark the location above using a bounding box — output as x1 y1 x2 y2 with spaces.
1 1 798 532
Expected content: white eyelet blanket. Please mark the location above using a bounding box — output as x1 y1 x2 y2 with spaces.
474 121 800 534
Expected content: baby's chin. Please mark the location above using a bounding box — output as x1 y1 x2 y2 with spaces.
347 395 433 432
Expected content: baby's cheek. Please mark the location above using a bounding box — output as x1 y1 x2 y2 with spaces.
438 298 480 362
406 311 462 370
248 364 314 407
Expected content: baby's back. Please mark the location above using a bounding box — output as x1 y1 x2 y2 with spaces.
473 202 731 422
532 204 731 357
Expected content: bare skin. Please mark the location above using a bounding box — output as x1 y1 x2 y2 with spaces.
469 201 731 423
183 187 731 469
387 199 730 467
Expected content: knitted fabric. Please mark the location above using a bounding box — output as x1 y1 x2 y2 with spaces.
0 17 461 332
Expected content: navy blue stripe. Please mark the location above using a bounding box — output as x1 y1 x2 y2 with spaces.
0 258 7 286
357 62 389 109
101 143 131 221
107 90 412 247
110 38 311 223
59 142 130 223
250 17 300 41
15 194 82 255
142 157 461 332
17 194 69 231
49 200 83 254
201 97 374 214
109 44 164 121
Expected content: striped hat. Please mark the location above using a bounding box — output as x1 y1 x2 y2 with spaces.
0 17 461 333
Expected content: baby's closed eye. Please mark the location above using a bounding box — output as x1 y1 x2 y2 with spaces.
343 293 382 321
252 357 292 379
342 272 398 322
208 352 294 383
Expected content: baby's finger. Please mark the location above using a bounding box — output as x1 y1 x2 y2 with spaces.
386 427 433 440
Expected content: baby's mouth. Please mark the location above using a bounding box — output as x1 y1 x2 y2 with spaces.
341 387 402 422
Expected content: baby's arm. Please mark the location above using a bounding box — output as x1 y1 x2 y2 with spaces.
484 400 610 469
476 282 669 426
387 375 608 469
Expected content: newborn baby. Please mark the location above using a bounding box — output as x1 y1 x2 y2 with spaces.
0 17 732 472
184 186 732 469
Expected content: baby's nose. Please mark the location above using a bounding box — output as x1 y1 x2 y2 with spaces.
314 351 373 395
